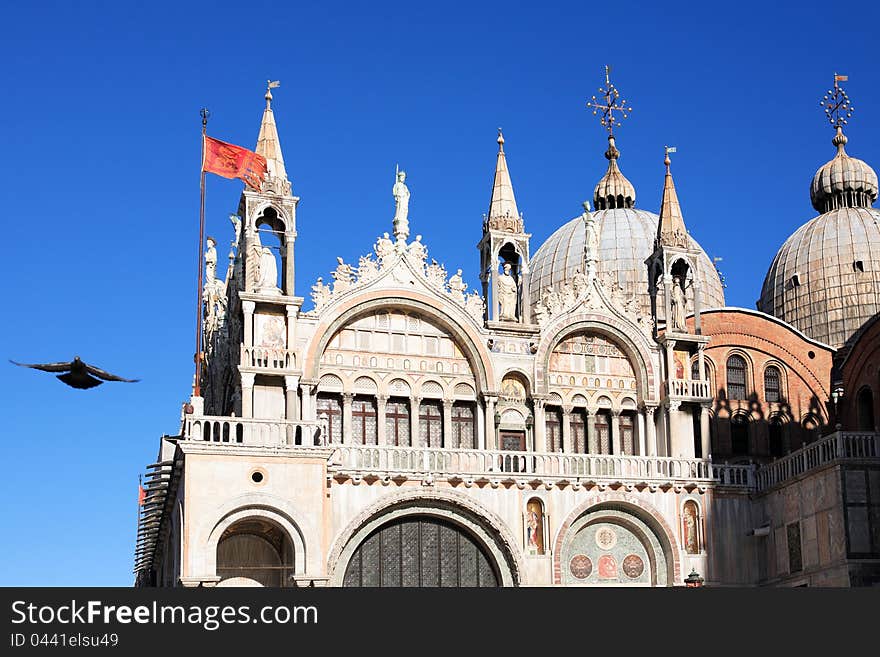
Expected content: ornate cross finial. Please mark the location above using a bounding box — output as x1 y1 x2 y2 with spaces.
821 73 853 130
586 65 633 135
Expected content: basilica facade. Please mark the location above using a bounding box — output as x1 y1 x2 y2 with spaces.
135 76 880 587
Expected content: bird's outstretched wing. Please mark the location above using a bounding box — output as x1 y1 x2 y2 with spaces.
84 363 140 383
10 359 71 373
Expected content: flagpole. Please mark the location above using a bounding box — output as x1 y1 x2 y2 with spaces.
195 107 210 397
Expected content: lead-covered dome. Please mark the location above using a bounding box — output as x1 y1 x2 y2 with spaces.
529 207 725 315
759 128 880 349
810 129 878 213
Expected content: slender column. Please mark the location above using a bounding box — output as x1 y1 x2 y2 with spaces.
611 409 622 455
561 405 573 453
491 256 499 321
665 339 677 381
533 398 546 452
284 230 296 297
284 375 300 420
637 410 646 456
442 399 454 448
485 395 497 450
299 381 316 420
697 344 706 381
242 300 255 348
376 395 388 446
700 403 712 459
241 372 255 418
586 407 598 454
476 402 486 450
342 392 353 445
645 406 657 456
409 396 421 447
285 305 297 352
520 265 531 324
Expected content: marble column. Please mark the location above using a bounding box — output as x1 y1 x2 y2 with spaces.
637 410 646 456
586 407 598 454
485 395 497 450
285 305 297 352
284 375 300 421
242 300 255 347
611 410 622 455
645 406 657 456
284 230 296 297
533 399 546 452
376 395 388 446
491 256 499 321
342 392 353 445
442 399 454 448
241 372 255 418
409 396 421 447
476 401 486 450
700 404 712 459
561 406 573 453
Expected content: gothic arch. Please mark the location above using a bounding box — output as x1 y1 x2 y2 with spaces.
536 315 657 404
552 492 680 585
326 488 523 587
250 202 291 232
303 291 496 393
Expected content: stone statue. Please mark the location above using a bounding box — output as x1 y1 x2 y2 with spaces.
357 255 379 283
332 257 354 293
448 268 467 303
374 232 395 265
392 168 410 241
205 236 217 282
545 287 562 316
497 263 518 321
671 276 687 331
464 291 485 323
311 277 332 310
571 268 589 297
229 214 241 247
426 259 447 289
583 202 599 275
561 281 575 309
256 247 280 293
407 234 427 265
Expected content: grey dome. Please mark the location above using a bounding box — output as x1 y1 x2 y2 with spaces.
757 206 880 349
529 208 726 315
810 130 878 213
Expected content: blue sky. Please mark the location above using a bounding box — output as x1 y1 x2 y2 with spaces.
0 0 877 586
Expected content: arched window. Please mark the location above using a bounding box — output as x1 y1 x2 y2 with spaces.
317 393 343 444
419 400 443 448
769 417 785 457
764 366 782 403
731 414 749 456
351 396 377 445
857 387 876 431
571 410 587 453
451 402 476 449
545 406 563 452
385 399 410 447
726 355 747 400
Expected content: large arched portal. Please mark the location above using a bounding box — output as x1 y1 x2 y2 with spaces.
342 516 499 587
216 517 295 587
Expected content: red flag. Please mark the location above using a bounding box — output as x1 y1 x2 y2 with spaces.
202 135 267 190
138 476 145 506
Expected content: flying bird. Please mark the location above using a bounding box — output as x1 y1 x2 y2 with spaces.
9 356 140 389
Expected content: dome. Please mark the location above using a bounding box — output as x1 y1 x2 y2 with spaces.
810 129 878 213
757 206 880 349
529 208 726 315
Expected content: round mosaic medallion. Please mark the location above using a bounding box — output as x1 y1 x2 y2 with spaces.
622 554 644 579
569 554 593 579
594 526 618 550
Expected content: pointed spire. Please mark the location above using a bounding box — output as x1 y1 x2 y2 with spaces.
486 128 522 232
656 147 689 248
255 80 288 184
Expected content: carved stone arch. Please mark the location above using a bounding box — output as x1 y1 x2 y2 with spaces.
303 291 496 393
536 315 657 404
326 488 524 586
200 494 318 578
500 368 532 398
251 202 291 233
552 492 681 585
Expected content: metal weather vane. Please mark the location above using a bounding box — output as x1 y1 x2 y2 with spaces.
586 65 633 134
821 73 853 129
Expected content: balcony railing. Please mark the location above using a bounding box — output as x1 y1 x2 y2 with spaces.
184 415 324 447
240 345 297 370
180 415 759 486
665 378 711 400
754 431 880 492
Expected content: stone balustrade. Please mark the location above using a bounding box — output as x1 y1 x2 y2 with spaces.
184 415 324 447
240 345 296 370
666 378 711 400
754 431 880 491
